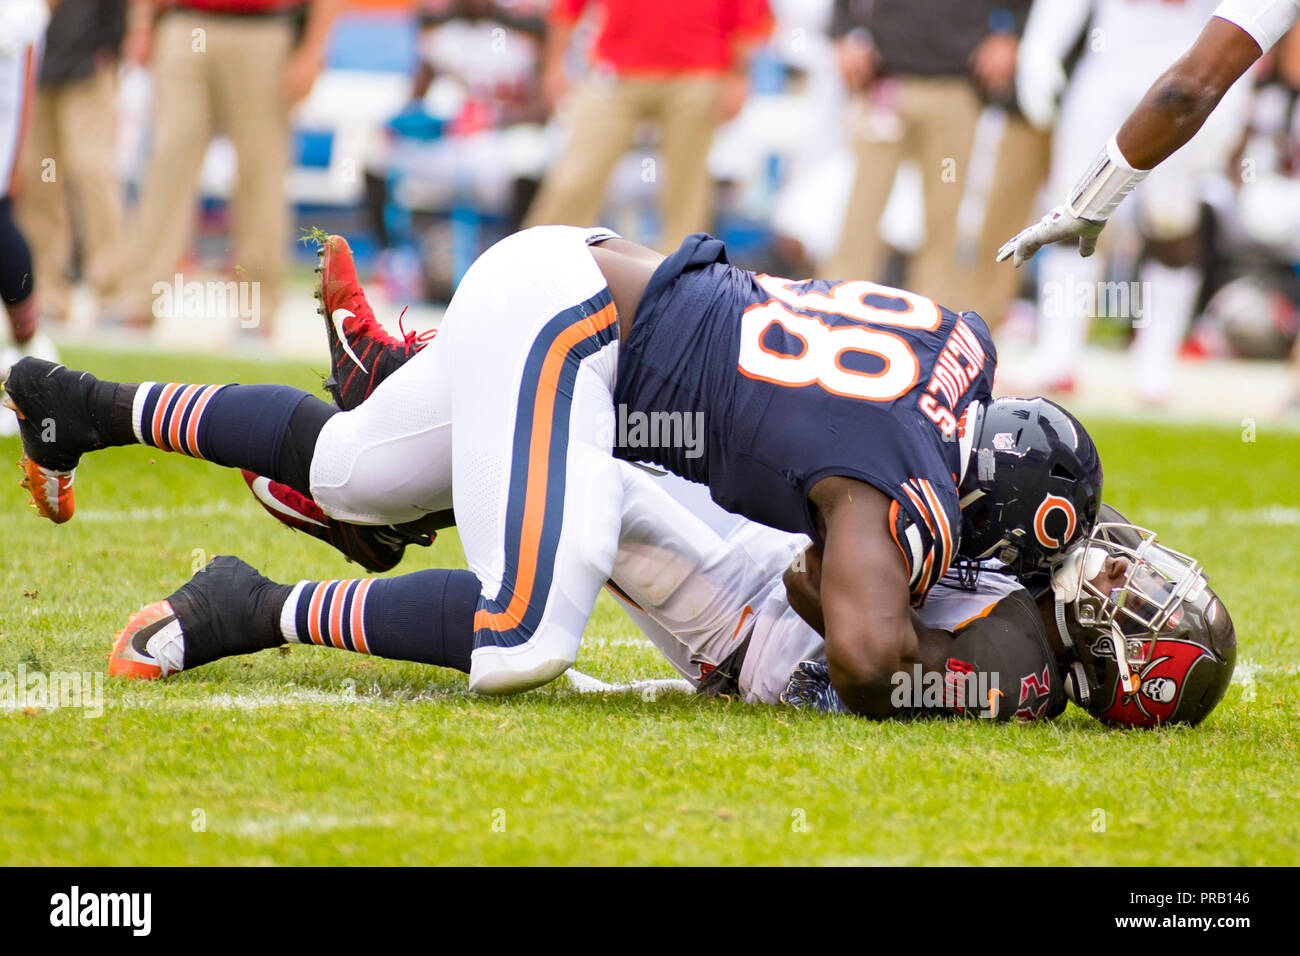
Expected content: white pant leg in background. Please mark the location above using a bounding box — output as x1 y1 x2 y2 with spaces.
445 226 625 695
606 463 820 704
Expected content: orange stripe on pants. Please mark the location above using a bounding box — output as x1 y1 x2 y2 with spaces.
472 302 617 636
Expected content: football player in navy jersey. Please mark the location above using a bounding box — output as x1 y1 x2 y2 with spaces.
5 229 1102 718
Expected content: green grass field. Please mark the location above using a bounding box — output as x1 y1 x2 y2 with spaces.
2 346 1297 865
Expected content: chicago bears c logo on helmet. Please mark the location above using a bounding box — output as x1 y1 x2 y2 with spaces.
1033 494 1078 551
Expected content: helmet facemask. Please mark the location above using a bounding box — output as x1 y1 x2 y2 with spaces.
1051 522 1207 710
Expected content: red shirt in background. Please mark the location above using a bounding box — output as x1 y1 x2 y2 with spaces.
551 0 772 75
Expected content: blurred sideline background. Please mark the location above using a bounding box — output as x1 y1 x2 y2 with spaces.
3 0 1299 426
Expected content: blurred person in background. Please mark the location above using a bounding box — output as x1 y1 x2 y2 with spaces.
0 0 53 439
119 0 344 332
363 0 548 299
1204 22 1300 411
523 0 772 251
957 0 1052 328
17 0 127 327
0 0 50 359
825 0 1021 307
1015 0 1255 403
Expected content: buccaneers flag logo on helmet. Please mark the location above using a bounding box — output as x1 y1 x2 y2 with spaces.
1094 638 1215 727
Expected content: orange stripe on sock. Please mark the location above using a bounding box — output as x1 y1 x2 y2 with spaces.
151 384 180 450
183 385 220 459
167 385 201 457
329 581 350 650
350 579 372 655
472 302 617 636
306 582 329 645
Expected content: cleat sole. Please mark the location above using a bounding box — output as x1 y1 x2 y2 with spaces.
17 455 74 523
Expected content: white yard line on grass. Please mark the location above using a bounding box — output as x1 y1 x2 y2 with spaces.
116 688 377 710
229 812 405 838
581 636 657 650
1137 506 1300 529
114 686 457 711
76 500 256 523
565 669 695 697
1230 658 1300 685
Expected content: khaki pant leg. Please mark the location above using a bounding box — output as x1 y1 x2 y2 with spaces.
823 93 907 281
58 64 126 301
127 12 215 315
653 77 721 251
209 16 293 324
16 85 70 315
964 114 1052 323
907 77 980 308
523 76 645 229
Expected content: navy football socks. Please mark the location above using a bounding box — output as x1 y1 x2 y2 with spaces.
279 568 478 672
110 382 336 495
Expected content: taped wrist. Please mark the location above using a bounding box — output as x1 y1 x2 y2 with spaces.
1066 133 1149 222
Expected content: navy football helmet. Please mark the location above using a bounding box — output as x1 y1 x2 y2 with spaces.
958 397 1102 572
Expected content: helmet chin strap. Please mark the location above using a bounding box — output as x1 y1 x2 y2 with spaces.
1054 582 1094 709
1051 544 1104 656
1066 661 1091 709
1108 618 1140 695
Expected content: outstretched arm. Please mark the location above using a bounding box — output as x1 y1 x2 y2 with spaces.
807 477 952 717
998 4 1297 267
1113 17 1263 168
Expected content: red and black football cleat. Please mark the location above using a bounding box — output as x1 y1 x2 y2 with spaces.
241 470 434 573
314 234 434 411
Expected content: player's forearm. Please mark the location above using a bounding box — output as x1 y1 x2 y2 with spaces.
827 648 901 717
823 593 918 718
1114 17 1262 169
783 546 825 635
828 618 951 718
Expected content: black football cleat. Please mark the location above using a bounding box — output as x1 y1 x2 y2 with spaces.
111 556 285 678
1 358 112 522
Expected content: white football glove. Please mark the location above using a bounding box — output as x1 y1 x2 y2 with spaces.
997 134 1149 268
995 205 1106 267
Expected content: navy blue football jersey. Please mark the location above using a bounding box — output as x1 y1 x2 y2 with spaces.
615 234 998 604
